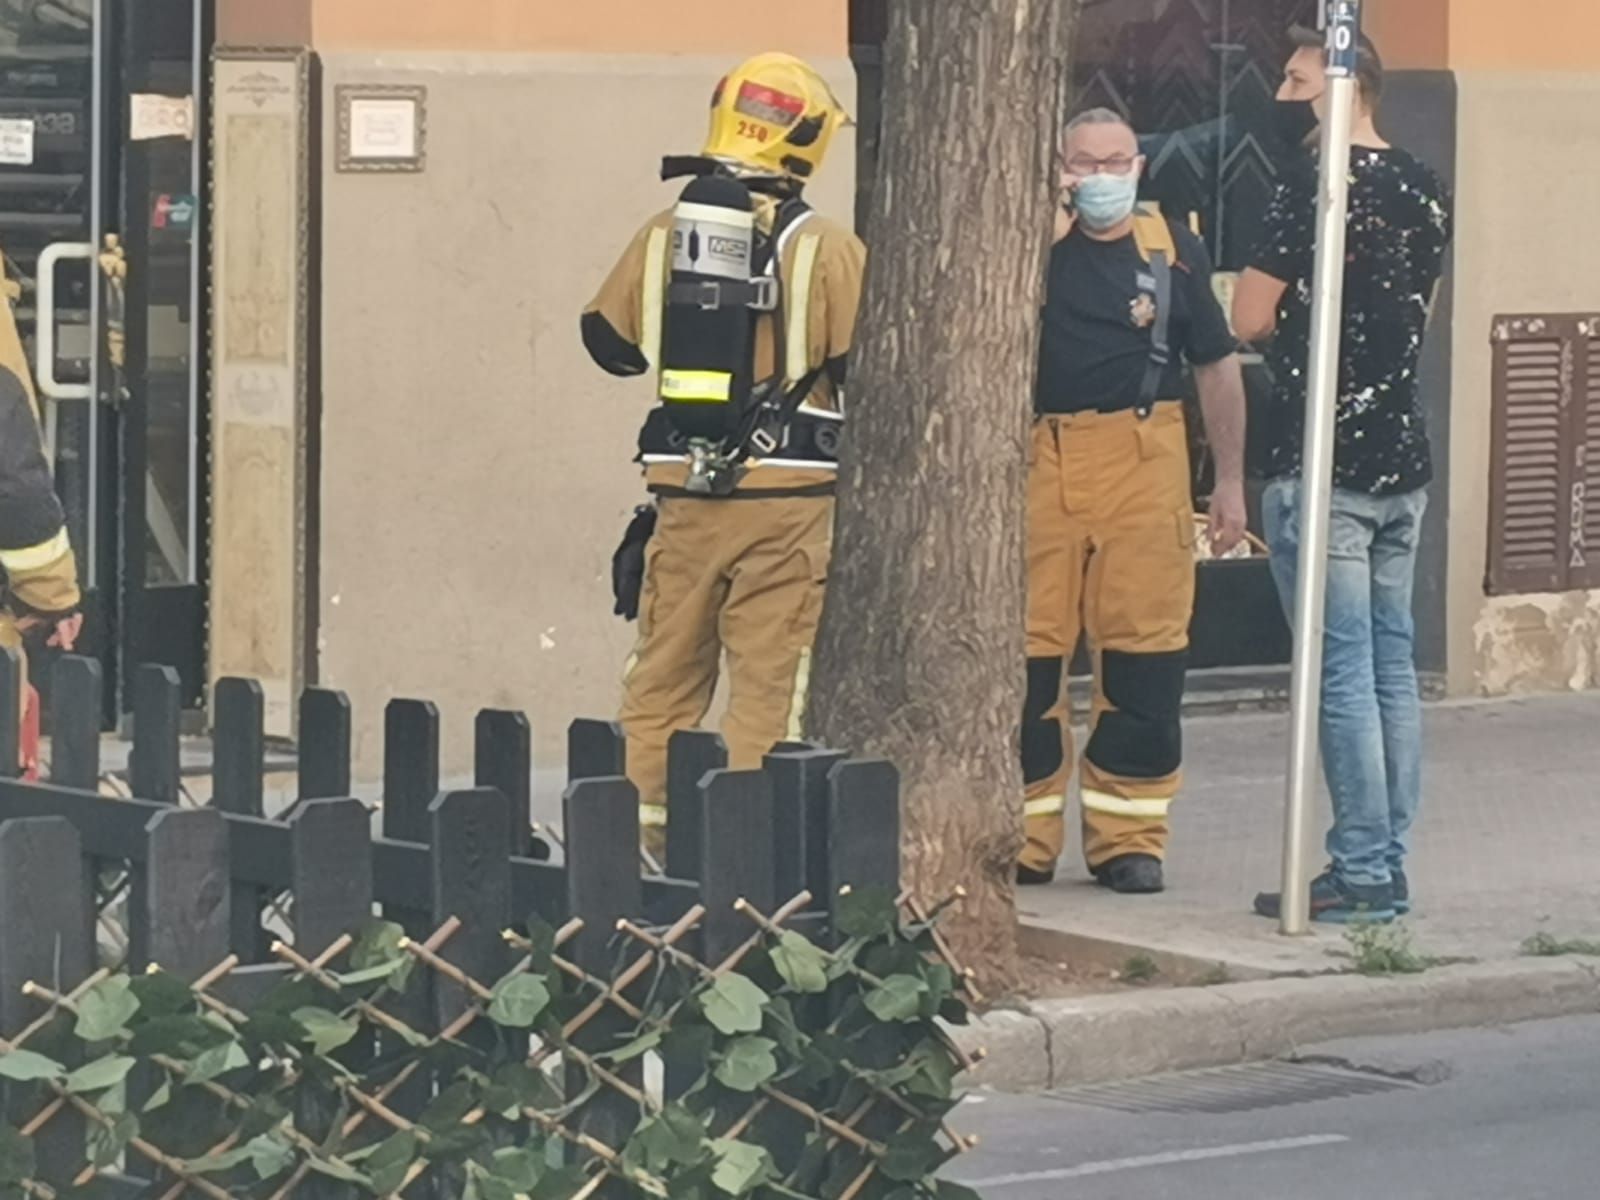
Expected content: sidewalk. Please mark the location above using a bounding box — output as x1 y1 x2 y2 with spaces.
1018 692 1600 976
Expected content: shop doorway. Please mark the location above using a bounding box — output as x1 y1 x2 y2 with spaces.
0 0 211 721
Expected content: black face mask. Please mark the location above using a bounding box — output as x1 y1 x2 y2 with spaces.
1273 99 1320 153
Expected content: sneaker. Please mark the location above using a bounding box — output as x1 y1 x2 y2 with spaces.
1253 869 1396 924
1091 853 1165 894
1392 866 1411 916
1016 864 1056 886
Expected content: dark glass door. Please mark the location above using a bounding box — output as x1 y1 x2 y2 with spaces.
0 0 208 722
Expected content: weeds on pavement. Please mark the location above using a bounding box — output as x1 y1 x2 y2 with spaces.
1521 932 1600 958
1345 920 1442 975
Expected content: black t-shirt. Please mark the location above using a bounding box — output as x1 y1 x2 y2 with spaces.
1035 220 1236 414
1250 146 1453 495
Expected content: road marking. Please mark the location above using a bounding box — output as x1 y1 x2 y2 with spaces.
964 1134 1351 1187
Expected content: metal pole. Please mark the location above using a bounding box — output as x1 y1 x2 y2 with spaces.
1279 0 1362 936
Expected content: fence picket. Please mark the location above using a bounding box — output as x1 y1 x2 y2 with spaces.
0 817 91 1185
666 729 727 881
129 806 230 980
291 797 373 959
298 687 352 801
130 663 181 804
476 708 536 857
383 698 440 844
48 656 101 790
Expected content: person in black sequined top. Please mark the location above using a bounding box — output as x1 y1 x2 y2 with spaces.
1232 26 1454 926
1243 145 1452 495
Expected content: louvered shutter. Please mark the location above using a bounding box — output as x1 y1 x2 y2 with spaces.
1487 314 1599 595
1578 317 1600 589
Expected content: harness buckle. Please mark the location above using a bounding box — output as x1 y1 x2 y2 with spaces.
747 276 779 312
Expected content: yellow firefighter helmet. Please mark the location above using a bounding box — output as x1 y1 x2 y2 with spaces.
703 52 850 182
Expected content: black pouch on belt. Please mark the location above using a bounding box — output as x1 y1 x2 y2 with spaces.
611 505 658 620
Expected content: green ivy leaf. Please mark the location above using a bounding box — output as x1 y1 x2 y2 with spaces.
128 970 196 1020
0 1049 64 1083
634 1104 706 1173
880 1131 943 1182
350 920 414 992
74 977 140 1043
184 1146 255 1175
292 1007 359 1056
834 886 898 939
713 1037 778 1093
770 932 830 994
709 1139 775 1197
248 1132 297 1181
64 1055 135 1095
143 1077 173 1114
489 1062 560 1114
530 1162 590 1200
420 1081 477 1135
0 1126 35 1185
334 959 407 987
700 974 768 1035
864 975 928 1023
365 1130 418 1194
86 1114 137 1171
488 1146 543 1191
307 1154 367 1185
487 974 551 1028
523 917 559 973
128 1014 230 1060
186 1040 249 1084
608 1029 662 1063
99 1078 128 1118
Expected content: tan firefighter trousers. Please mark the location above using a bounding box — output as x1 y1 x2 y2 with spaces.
1021 404 1196 874
621 493 832 838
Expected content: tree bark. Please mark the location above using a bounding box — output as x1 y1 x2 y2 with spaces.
810 0 1072 995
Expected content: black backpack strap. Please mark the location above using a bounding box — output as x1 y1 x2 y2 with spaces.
1137 249 1173 419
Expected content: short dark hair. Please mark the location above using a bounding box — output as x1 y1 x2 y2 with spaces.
1288 24 1384 107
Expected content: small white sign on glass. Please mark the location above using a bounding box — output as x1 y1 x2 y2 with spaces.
0 118 35 166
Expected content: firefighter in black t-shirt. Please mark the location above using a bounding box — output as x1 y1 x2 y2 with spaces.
1020 108 1248 894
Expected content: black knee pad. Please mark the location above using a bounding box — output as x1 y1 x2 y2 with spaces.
1022 658 1065 784
1088 649 1188 779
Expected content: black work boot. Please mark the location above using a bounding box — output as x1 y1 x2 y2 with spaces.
1016 863 1056 886
1092 853 1165 894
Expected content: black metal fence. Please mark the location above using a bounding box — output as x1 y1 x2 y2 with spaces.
0 650 901 996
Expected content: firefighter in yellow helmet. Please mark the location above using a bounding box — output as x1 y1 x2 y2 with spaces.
582 53 866 847
0 256 82 772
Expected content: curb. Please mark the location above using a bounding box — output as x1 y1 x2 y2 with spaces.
952 957 1600 1092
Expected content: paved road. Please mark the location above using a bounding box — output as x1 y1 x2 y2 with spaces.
947 1015 1600 1199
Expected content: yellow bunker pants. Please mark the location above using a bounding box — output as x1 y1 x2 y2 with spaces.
620 494 832 835
1022 405 1196 874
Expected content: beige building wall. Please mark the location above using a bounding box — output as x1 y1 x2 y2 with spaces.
1446 53 1600 693
1345 0 1600 695
311 45 856 776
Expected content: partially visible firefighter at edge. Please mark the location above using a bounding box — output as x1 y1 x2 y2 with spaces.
581 53 866 854
0 277 82 777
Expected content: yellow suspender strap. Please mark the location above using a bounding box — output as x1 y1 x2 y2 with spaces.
785 232 821 386
1130 210 1178 266
640 226 669 371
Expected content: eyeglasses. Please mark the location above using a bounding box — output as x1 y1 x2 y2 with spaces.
1064 154 1138 177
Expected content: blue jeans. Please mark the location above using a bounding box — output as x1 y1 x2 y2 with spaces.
1263 478 1428 888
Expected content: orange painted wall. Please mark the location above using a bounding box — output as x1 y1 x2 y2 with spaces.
1365 0 1449 70
1450 0 1600 70
313 0 847 57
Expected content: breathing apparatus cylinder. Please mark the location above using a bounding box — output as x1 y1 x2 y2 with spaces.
657 174 772 446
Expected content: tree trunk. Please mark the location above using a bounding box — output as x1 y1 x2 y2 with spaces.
810 0 1073 995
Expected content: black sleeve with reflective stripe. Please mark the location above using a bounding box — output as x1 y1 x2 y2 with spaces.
0 368 66 553
581 310 650 378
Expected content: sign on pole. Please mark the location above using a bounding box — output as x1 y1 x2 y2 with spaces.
1278 0 1363 935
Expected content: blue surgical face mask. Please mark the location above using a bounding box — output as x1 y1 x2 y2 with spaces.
1074 171 1140 231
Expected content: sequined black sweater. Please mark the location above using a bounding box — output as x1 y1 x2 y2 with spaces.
1250 146 1453 496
